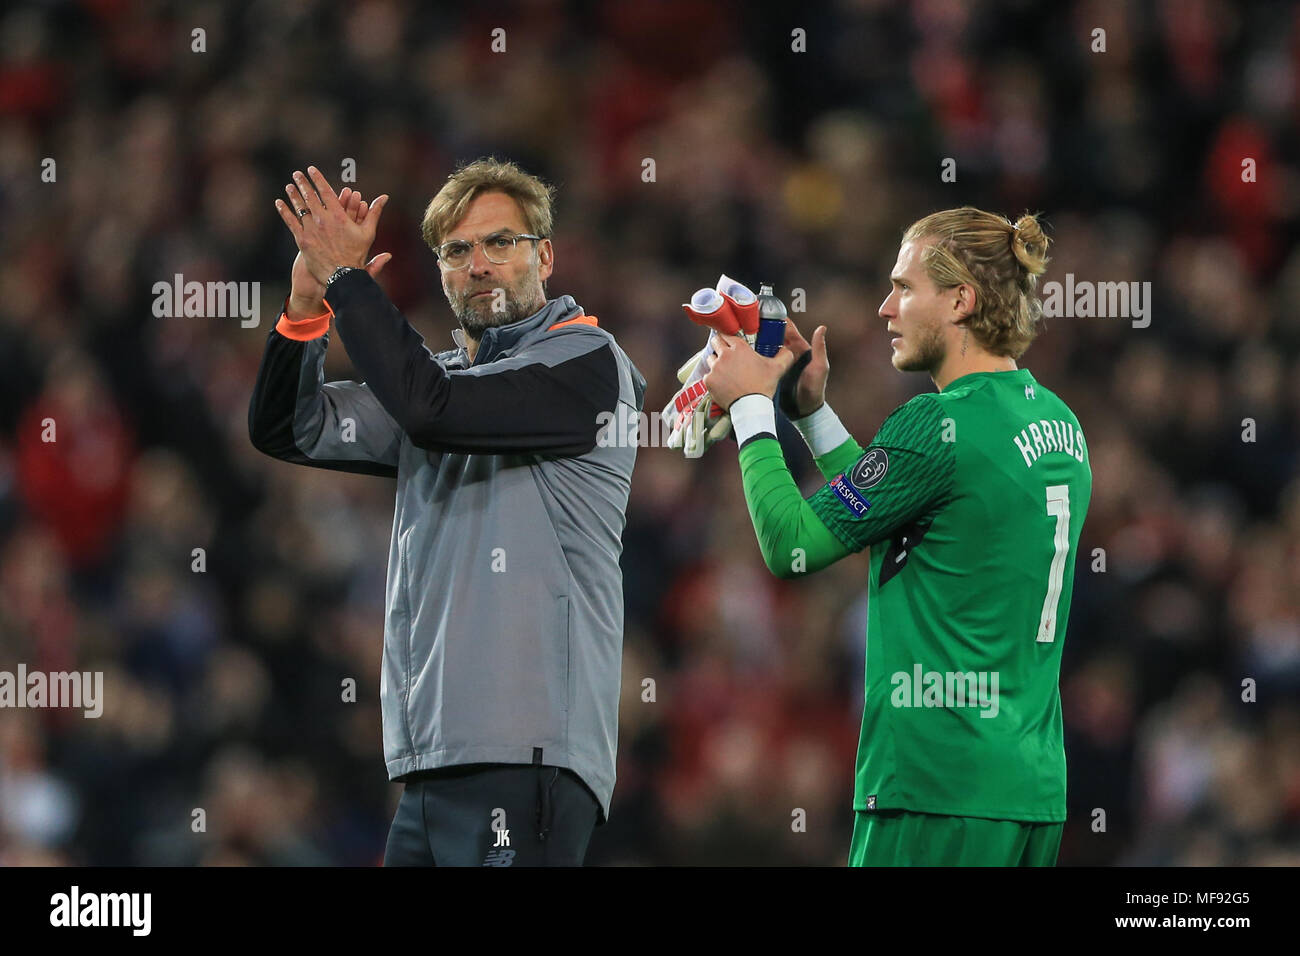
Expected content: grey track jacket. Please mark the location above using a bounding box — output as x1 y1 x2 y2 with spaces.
248 270 646 821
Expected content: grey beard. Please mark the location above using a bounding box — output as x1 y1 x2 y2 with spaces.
453 291 545 341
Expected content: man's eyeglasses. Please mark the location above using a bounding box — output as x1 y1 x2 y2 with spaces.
434 231 544 271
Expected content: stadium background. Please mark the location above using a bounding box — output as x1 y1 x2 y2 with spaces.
0 0 1297 866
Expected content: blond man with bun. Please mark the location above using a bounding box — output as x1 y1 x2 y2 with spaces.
705 207 1091 866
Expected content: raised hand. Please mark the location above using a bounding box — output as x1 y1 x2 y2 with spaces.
777 320 829 418
703 332 795 412
275 165 390 286
278 181 393 319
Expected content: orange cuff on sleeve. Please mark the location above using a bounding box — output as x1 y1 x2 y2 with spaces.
275 301 334 341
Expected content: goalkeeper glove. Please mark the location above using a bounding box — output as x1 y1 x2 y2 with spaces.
661 275 759 457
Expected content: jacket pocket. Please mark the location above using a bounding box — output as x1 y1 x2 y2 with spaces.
556 594 571 744
396 527 416 752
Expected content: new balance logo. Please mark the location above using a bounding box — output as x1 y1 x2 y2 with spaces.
482 849 516 867
1025 384 1036 400
880 521 927 585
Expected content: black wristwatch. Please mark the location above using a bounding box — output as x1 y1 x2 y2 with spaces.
324 266 358 291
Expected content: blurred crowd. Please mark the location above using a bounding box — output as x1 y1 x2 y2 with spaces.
0 0 1298 865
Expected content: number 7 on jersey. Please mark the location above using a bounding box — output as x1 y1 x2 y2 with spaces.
1036 484 1071 643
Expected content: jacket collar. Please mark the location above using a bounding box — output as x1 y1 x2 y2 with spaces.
459 295 584 366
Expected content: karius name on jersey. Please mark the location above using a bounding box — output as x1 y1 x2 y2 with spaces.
1012 417 1085 469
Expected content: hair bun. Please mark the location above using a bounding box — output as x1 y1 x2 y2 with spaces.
1010 213 1050 277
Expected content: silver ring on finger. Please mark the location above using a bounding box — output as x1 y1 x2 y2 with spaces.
296 207 310 219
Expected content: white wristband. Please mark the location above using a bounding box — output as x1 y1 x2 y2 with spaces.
791 403 851 457
729 394 778 445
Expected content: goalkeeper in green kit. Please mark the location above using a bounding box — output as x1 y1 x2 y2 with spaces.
702 207 1090 866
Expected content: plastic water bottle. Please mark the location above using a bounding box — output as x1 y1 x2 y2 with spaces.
754 284 787 357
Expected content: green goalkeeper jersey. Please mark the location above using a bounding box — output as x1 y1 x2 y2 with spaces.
737 368 1090 822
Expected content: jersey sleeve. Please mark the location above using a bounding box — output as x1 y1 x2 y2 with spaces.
737 436 852 578
813 435 864 483
808 394 956 553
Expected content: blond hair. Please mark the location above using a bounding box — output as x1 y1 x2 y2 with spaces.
902 207 1051 358
421 157 556 251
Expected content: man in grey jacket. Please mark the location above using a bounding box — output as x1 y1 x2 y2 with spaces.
249 159 645 866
